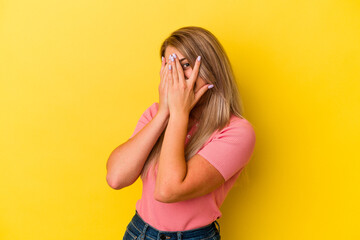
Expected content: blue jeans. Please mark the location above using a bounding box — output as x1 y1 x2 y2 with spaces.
123 210 221 240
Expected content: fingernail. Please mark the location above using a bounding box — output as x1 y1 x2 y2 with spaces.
197 56 201 61
162 56 164 62
208 84 214 89
170 56 174 62
172 53 176 58
169 65 172 70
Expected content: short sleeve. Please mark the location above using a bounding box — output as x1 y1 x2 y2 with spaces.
129 102 159 139
197 119 256 181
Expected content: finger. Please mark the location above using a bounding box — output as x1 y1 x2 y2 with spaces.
160 56 165 76
161 56 169 81
173 53 186 85
164 68 169 96
190 55 201 88
161 60 169 88
160 56 166 87
170 54 179 85
167 60 173 86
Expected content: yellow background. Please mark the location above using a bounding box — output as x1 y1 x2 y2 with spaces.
1 0 359 239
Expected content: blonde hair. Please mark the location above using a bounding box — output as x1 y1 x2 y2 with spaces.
140 26 249 183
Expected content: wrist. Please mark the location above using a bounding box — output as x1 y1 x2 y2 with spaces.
155 110 170 123
169 111 189 122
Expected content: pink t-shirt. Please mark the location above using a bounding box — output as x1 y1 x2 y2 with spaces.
128 102 256 231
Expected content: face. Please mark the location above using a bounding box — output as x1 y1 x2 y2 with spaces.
164 46 207 94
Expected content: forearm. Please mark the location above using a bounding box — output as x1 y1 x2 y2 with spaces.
155 112 188 197
106 111 169 189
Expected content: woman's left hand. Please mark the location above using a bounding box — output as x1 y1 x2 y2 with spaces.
166 54 212 117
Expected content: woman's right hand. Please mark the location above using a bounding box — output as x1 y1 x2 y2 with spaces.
158 56 170 118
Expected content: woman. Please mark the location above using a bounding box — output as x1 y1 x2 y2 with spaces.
106 26 256 240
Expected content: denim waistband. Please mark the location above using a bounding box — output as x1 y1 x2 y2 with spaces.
128 210 220 240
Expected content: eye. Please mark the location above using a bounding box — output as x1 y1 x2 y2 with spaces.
182 63 190 69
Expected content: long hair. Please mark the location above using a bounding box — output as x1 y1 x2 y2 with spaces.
139 26 248 182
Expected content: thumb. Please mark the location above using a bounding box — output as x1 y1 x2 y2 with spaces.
194 84 214 103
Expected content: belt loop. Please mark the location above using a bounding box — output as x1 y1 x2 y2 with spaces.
139 223 149 240
214 220 220 233
177 231 182 240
